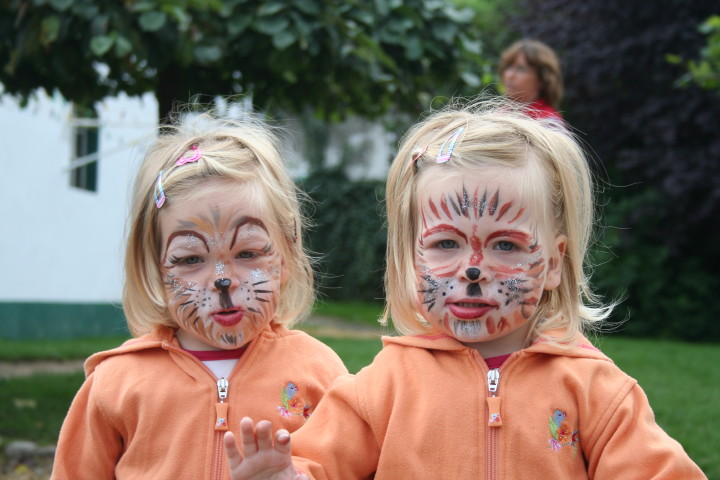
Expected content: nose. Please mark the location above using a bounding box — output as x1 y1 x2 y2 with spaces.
214 277 234 309
214 278 232 291
466 267 481 281
462 263 491 283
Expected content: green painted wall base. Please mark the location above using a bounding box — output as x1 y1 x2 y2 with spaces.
0 302 129 340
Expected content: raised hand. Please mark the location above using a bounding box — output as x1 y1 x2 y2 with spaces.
224 417 307 480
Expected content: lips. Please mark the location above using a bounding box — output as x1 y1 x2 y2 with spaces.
211 308 245 327
447 301 498 320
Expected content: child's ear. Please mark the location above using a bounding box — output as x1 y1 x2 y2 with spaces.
280 258 289 285
543 235 567 291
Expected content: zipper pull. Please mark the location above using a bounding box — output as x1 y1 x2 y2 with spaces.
215 377 229 431
486 368 502 427
487 368 499 396
217 378 229 402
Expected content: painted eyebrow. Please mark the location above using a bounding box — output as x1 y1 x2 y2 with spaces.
230 216 270 249
484 230 534 247
421 224 468 242
162 230 209 263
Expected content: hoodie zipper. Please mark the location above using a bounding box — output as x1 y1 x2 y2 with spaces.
486 368 502 480
211 377 230 480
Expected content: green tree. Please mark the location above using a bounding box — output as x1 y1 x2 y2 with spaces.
1 0 485 122
668 15 720 92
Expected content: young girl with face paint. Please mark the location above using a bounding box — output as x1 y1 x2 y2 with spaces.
223 99 706 480
51 113 347 480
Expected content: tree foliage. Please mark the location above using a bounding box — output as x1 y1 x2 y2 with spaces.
509 0 720 340
1 0 485 121
299 169 387 302
668 15 720 92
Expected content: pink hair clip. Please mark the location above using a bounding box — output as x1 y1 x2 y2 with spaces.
175 145 202 166
436 126 465 164
411 145 428 164
154 170 166 208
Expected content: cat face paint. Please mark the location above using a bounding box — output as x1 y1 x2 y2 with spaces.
158 180 284 350
415 172 564 356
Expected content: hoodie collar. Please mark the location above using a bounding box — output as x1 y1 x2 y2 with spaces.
83 323 289 376
381 330 610 362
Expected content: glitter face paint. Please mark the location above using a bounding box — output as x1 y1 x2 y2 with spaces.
158 180 284 350
415 171 564 355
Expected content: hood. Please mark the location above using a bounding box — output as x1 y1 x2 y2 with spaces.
83 326 176 376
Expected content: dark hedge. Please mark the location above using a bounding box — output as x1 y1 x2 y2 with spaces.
510 0 720 341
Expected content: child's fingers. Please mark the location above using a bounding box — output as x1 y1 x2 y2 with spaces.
223 431 244 469
254 420 274 451
274 429 292 456
239 417 259 456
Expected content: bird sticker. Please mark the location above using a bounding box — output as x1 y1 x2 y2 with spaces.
548 409 580 459
277 382 313 420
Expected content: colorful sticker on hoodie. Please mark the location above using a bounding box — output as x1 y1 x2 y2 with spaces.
548 409 580 459
277 382 312 419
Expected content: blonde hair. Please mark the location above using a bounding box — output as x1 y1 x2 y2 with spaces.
382 98 611 345
499 39 564 110
124 112 313 337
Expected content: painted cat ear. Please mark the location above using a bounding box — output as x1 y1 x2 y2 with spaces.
436 126 465 164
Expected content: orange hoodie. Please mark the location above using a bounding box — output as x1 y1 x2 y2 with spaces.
51 324 347 480
292 333 707 479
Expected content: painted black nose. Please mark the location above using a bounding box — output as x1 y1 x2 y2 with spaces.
466 268 481 281
214 278 232 290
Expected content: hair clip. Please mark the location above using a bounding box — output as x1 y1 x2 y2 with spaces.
154 170 166 208
435 126 465 164
175 145 201 166
411 145 428 164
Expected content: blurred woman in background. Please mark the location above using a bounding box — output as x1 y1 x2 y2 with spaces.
499 39 564 122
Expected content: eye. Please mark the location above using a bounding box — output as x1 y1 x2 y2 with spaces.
236 250 257 259
494 241 516 252
437 239 459 249
169 255 203 265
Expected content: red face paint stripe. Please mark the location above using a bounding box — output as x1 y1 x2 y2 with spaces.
473 188 480 219
470 235 483 265
440 196 453 219
508 207 525 224
484 230 534 247
429 198 441 219
495 201 513 221
422 224 468 242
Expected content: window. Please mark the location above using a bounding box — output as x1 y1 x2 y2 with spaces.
70 105 99 192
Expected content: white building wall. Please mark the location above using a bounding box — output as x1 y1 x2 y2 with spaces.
1 91 157 303
0 91 393 306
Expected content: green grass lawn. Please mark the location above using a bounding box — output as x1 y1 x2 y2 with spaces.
312 299 385 327
596 336 720 478
1 329 716 477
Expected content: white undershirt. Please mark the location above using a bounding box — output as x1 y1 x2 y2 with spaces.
202 359 239 379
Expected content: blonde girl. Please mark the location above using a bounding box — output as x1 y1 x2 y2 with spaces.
225 99 705 479
52 112 347 480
